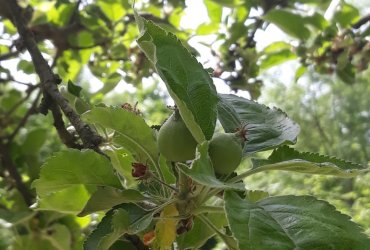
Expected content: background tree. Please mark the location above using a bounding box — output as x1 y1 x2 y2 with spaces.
0 0 369 249
247 69 370 235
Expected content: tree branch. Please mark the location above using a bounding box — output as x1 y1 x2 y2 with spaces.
245 18 264 49
352 13 370 29
49 102 83 149
0 50 20 61
7 1 103 151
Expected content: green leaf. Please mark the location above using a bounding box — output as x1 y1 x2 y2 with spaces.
245 189 269 202
178 142 244 190
17 60 35 74
209 0 243 7
295 65 307 81
177 213 228 249
83 107 160 175
3 19 17 35
67 80 83 97
135 13 218 142
57 50 92 82
251 145 369 177
333 3 360 28
21 128 47 155
0 209 36 226
196 23 220 35
51 3 75 26
1 89 22 110
217 94 300 155
74 98 90 114
84 204 153 250
262 41 291 53
336 63 355 84
0 45 9 54
224 191 370 250
97 209 131 250
259 49 297 70
303 12 329 30
98 72 122 94
12 235 55 250
78 187 147 217
68 31 95 48
97 1 125 22
43 224 71 250
84 210 114 250
159 155 176 184
32 149 121 196
83 107 157 162
205 0 222 23
104 148 137 188
263 9 310 40
295 0 332 9
34 185 91 214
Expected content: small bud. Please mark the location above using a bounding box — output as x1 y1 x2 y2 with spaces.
176 217 194 235
121 102 141 115
143 230 155 246
131 162 150 180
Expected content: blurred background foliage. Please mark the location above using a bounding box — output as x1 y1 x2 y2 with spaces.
0 0 369 248
246 68 370 236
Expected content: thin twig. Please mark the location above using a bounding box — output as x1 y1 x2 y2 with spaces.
0 77 33 87
245 18 264 49
0 142 34 206
0 50 20 61
4 84 39 118
49 102 83 149
10 78 35 87
7 91 42 143
352 13 370 29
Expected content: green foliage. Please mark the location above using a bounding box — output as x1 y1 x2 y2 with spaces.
251 145 367 177
224 191 370 250
263 9 311 40
33 149 121 196
333 3 360 28
177 214 228 249
253 72 370 235
78 187 146 217
32 149 121 214
21 128 48 155
67 80 83 97
84 204 153 250
217 94 300 155
135 12 218 141
0 0 369 249
83 107 158 165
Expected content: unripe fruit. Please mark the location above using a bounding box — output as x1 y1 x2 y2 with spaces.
209 130 246 175
157 110 197 162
